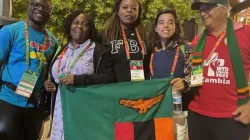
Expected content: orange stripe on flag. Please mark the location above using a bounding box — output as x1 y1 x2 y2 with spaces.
237 87 249 93
154 118 174 140
192 59 202 64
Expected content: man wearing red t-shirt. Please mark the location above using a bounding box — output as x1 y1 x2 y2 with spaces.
188 0 250 140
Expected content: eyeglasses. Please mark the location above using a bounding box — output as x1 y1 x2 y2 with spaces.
29 2 52 12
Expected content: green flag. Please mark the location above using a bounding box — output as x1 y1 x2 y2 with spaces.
60 78 174 140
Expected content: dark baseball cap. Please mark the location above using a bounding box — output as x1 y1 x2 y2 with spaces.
191 0 229 10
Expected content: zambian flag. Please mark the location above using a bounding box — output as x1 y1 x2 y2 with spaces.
60 78 174 140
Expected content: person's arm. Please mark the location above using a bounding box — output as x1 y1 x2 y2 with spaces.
232 25 250 125
0 26 13 71
182 34 201 93
143 42 152 80
44 34 60 90
182 44 193 92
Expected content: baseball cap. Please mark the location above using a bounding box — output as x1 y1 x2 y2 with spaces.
191 0 229 10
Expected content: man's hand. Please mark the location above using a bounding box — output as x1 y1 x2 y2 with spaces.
170 78 185 91
232 101 250 124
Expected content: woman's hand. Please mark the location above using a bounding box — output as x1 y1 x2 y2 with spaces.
59 74 74 85
44 80 56 92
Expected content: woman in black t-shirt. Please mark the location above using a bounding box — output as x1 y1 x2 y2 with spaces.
98 0 151 83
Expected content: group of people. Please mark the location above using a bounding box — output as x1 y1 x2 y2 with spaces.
0 0 250 140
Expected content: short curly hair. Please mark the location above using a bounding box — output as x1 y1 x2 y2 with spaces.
63 10 97 44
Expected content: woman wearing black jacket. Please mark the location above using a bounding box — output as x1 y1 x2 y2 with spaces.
98 0 151 83
44 10 114 140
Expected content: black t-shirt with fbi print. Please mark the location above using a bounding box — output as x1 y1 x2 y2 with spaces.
98 28 150 83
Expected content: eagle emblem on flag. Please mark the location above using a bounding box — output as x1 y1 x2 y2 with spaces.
119 94 164 114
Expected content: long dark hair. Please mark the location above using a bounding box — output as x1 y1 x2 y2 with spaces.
63 10 97 44
148 9 185 51
104 0 145 41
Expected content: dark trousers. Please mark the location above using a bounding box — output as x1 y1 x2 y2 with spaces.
0 100 45 140
188 110 249 140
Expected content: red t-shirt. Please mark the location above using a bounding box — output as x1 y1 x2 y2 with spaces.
189 24 250 118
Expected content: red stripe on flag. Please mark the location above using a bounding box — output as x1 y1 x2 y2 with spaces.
192 52 202 56
115 122 134 140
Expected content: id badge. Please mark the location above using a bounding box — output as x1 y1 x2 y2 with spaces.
191 65 203 87
16 70 39 98
130 60 145 81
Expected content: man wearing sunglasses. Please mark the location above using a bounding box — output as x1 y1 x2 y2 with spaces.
188 0 250 140
0 0 58 139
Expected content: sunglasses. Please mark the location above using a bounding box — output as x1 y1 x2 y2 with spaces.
29 2 52 12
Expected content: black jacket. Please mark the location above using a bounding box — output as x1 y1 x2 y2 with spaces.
49 42 114 86
97 31 151 82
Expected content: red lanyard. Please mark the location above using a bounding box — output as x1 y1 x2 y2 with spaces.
57 42 92 74
204 31 226 62
150 46 180 77
121 27 145 60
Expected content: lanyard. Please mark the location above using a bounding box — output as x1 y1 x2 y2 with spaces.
25 22 49 72
150 46 180 77
57 42 92 74
121 27 145 60
204 31 226 63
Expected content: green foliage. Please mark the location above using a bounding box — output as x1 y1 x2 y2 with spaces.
12 0 199 41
